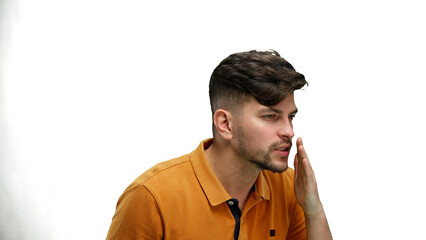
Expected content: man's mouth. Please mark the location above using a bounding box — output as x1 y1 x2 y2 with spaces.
273 144 291 157
275 147 289 152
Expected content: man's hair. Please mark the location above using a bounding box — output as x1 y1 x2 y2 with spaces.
209 50 308 115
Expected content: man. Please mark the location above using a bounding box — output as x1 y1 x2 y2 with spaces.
106 50 332 240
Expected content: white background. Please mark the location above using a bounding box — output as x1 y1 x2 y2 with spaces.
1 0 425 239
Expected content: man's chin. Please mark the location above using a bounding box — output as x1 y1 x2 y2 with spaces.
267 166 288 173
263 161 288 173
249 157 288 173
268 157 289 173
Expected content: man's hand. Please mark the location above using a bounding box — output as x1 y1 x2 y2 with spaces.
294 137 332 240
294 137 322 215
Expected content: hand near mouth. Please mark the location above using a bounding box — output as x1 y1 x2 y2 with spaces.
294 137 321 215
294 137 332 239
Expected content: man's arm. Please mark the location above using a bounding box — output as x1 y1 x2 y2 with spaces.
106 184 163 240
294 137 332 240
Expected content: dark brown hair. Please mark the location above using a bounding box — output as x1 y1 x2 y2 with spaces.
209 50 308 114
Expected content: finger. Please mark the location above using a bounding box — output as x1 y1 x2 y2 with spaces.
294 151 306 181
293 154 299 179
296 137 308 162
296 138 314 179
301 157 314 179
296 137 303 147
294 154 303 173
294 153 298 168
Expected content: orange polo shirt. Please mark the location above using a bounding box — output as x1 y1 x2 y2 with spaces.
106 139 306 240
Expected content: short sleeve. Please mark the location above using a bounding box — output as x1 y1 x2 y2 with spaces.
106 184 163 240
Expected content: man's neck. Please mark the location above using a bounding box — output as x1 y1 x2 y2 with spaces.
205 140 260 210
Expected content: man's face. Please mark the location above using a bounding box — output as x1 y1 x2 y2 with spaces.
233 93 297 173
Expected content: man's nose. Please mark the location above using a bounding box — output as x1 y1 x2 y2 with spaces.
278 121 294 139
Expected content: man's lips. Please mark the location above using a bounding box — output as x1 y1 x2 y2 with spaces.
273 144 291 157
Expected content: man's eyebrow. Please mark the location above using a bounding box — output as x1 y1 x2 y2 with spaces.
258 108 298 114
258 108 282 114
290 108 298 114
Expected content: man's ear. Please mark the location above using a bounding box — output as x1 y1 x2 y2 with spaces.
213 109 234 140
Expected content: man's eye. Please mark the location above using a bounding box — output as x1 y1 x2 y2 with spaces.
263 114 276 119
289 115 296 120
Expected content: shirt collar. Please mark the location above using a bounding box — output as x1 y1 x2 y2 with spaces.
190 139 270 206
254 170 271 201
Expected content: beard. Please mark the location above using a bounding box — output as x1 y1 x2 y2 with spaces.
236 128 291 173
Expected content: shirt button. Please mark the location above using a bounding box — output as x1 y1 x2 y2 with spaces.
227 200 234 205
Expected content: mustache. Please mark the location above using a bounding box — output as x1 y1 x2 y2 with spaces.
268 139 292 151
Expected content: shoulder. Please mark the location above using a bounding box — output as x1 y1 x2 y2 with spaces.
115 154 193 202
116 154 195 208
129 154 192 188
